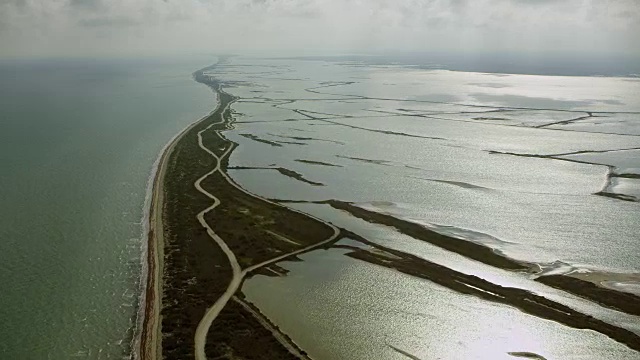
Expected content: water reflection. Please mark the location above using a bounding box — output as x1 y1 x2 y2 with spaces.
243 247 637 360
219 57 640 359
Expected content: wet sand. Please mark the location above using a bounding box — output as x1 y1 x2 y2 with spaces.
140 103 213 360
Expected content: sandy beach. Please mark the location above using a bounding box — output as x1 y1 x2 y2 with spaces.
139 109 212 360
139 62 336 359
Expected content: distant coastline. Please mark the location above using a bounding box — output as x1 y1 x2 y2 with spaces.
283 53 640 78
137 64 223 359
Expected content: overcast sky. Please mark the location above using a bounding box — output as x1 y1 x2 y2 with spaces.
1 0 638 58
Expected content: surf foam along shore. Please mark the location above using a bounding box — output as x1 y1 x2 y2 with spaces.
134 85 219 360
145 59 337 359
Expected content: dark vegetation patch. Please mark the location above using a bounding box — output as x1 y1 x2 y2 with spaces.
161 92 233 360
321 119 446 141
295 159 343 167
536 275 640 316
325 200 640 323
336 155 392 166
161 64 334 359
239 133 282 147
269 133 345 145
614 173 640 179
340 232 640 352
507 351 548 359
204 300 301 360
200 169 331 269
410 177 490 190
275 140 308 145
229 166 324 186
594 191 638 202
473 117 510 121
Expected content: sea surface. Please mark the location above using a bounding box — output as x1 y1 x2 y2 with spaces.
0 57 215 358
205 57 640 359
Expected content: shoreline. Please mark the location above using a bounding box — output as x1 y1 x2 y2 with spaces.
189 72 338 358
153 63 338 358
137 90 221 360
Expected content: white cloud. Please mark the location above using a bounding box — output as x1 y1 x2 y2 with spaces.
0 0 638 58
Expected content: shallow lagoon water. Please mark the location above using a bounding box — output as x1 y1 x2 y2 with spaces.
287 202 640 331
226 118 639 272
208 57 640 358
243 247 638 360
216 58 640 273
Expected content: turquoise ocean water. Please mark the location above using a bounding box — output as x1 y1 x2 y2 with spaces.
0 57 214 359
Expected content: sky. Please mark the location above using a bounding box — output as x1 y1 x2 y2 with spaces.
0 0 638 58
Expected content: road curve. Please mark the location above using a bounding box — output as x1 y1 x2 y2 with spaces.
191 84 339 360
140 106 224 360
192 97 240 360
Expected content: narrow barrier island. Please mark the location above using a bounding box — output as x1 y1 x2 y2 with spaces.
141 60 339 360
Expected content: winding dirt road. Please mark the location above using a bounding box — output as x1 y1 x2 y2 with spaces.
192 85 339 360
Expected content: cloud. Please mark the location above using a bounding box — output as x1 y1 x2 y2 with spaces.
77 16 139 28
67 0 104 10
511 0 569 4
0 0 638 58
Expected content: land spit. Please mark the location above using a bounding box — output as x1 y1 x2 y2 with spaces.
141 61 338 359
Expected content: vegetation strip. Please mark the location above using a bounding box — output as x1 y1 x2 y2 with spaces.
295 159 343 167
324 200 640 318
149 61 339 360
337 230 640 352
324 200 530 271
536 275 640 316
229 166 324 186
